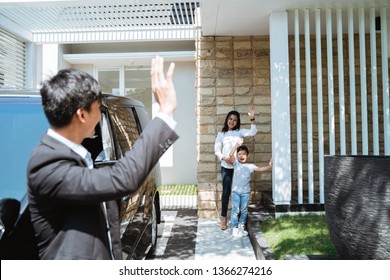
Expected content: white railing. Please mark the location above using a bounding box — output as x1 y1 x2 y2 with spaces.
290 6 390 205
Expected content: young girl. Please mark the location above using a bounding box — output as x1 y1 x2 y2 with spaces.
229 138 272 237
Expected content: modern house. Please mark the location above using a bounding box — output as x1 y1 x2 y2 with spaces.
1 0 389 218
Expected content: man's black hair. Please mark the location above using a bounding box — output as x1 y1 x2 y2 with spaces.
41 68 102 128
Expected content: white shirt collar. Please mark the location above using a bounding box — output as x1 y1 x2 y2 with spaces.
47 128 89 161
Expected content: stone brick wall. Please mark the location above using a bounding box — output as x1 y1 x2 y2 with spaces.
195 35 273 218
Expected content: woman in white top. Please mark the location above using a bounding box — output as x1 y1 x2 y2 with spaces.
214 106 257 230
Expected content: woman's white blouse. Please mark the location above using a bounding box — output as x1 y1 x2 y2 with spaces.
214 124 257 169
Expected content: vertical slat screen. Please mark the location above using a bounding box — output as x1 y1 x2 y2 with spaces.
304 9 314 203
337 9 346 155
359 8 369 155
0 28 26 89
348 8 358 155
290 6 389 207
315 9 324 203
381 7 390 155
370 8 380 155
294 9 303 204
326 9 336 155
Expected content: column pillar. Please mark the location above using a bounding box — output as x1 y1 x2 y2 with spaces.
42 43 59 80
269 11 292 211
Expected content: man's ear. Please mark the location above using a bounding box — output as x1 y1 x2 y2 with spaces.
75 108 86 123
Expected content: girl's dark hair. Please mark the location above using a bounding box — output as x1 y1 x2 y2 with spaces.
40 68 102 128
222 110 241 133
237 145 249 154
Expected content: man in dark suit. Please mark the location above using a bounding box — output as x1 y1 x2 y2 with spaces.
27 56 179 259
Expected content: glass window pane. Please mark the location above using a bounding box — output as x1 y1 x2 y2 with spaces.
97 68 120 95
124 67 152 119
101 113 115 161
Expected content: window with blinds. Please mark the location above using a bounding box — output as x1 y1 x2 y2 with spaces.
0 28 26 89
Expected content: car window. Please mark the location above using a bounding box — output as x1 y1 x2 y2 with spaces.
95 113 115 161
80 111 115 162
109 106 140 156
0 103 48 200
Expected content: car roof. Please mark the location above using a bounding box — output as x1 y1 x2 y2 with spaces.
0 92 42 104
0 90 144 107
103 93 144 108
0 89 40 95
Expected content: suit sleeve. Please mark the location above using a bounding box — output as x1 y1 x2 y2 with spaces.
28 117 179 203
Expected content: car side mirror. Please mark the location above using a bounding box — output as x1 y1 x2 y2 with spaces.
0 198 21 241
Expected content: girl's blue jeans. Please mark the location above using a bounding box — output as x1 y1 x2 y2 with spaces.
230 191 250 228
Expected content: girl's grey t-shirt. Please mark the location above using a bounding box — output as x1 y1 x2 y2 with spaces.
232 161 256 194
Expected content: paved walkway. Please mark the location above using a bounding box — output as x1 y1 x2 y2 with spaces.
159 195 256 260
195 218 256 260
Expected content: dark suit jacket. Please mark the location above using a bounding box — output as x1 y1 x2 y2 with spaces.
27 117 178 260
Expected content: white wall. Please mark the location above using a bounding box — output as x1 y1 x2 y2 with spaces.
71 64 94 75
160 61 197 185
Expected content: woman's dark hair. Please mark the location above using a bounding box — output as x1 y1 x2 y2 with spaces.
237 145 249 155
40 68 102 128
222 110 241 133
